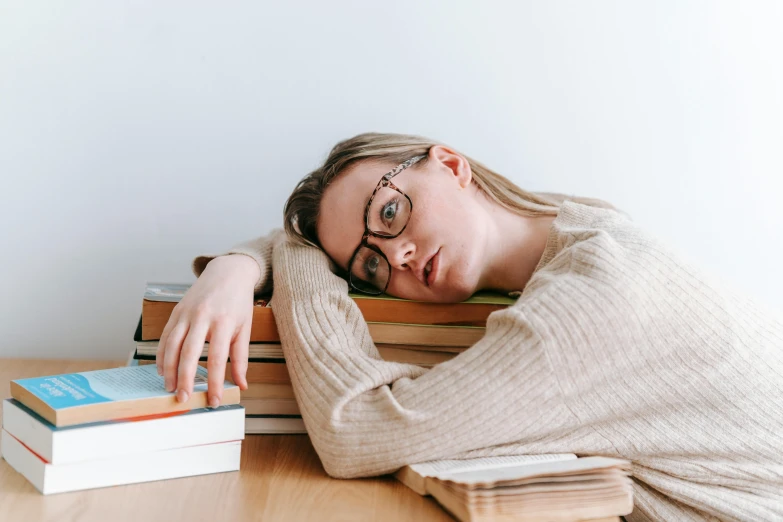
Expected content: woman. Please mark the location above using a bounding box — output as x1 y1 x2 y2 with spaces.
157 133 783 521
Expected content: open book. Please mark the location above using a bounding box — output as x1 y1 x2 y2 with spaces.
395 454 633 522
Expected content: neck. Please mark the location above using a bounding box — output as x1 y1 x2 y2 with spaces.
479 200 556 293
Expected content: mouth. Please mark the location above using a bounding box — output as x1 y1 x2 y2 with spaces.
424 248 440 287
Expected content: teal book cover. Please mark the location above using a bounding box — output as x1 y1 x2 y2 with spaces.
11 365 240 426
12 365 229 410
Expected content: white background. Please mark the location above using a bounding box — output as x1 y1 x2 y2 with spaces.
1 1 781 358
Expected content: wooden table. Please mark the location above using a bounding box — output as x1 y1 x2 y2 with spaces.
0 359 453 522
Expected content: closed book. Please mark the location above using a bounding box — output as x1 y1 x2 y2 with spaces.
245 415 306 434
1 429 241 495
241 383 295 400
125 351 304 418
140 312 484 346
2 399 245 465
241 398 300 416
134 343 458 368
10 365 240 427
234 361 290 384
142 283 513 341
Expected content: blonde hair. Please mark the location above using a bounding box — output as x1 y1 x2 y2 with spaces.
284 132 615 248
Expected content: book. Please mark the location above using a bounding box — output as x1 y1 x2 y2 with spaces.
1 399 244 465
245 415 306 434
240 398 300 416
134 343 458 368
395 455 633 522
395 454 579 496
233 361 291 384
139 312 485 347
128 350 302 426
10 364 241 427
143 282 514 334
1 429 241 495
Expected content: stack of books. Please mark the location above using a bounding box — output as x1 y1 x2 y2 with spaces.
131 283 516 434
1 365 244 494
395 454 634 522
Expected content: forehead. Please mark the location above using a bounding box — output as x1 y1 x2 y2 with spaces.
317 160 395 269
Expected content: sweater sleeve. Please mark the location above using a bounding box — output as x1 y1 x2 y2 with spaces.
272 238 572 479
191 229 284 296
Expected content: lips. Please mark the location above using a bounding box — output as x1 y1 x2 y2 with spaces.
424 248 440 287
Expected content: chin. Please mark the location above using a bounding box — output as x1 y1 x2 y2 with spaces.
388 281 477 304
387 259 482 303
434 286 477 303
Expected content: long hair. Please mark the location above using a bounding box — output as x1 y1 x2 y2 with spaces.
284 132 615 248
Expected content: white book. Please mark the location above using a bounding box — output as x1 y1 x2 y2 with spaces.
2 399 245 465
1 429 242 495
245 415 306 434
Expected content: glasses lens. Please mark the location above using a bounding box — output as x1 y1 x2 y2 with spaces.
367 187 411 237
349 246 391 294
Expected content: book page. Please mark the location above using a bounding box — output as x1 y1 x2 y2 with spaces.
438 457 630 487
409 454 577 479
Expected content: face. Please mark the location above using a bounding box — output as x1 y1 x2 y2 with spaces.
317 146 490 303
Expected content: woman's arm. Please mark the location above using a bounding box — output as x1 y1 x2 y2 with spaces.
157 229 284 407
272 238 568 479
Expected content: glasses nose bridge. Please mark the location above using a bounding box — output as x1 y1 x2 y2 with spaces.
368 232 412 269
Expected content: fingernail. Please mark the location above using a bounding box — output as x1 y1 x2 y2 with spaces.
165 381 174 393
209 396 220 409
177 389 189 403
157 367 163 376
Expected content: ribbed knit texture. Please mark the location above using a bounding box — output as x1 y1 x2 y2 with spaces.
194 201 783 522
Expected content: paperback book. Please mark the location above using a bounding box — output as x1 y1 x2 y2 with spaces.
10 364 240 427
1 429 241 495
1 399 245 465
395 455 633 522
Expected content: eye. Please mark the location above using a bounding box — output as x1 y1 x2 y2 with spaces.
364 254 381 279
380 199 398 225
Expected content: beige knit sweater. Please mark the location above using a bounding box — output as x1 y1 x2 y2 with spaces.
194 201 783 521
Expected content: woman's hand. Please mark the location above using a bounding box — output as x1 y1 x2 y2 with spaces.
156 254 260 407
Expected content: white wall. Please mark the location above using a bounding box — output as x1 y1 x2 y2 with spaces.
1 1 781 358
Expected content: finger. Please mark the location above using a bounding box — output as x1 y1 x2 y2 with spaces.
156 308 180 376
229 322 251 391
175 320 210 402
206 320 234 408
162 321 189 392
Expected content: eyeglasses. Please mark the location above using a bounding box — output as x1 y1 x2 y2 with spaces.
347 155 427 295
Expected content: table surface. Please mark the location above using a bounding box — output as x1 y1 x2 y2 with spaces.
0 359 453 522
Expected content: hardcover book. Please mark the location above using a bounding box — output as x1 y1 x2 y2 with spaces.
133 343 458 367
141 282 515 341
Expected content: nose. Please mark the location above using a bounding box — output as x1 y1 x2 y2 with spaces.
368 235 415 271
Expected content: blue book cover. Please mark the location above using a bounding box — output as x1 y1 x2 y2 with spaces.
11 365 240 426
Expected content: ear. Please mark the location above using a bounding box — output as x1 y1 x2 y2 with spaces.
428 145 472 189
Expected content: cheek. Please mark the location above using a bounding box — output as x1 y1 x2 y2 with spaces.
385 272 421 299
